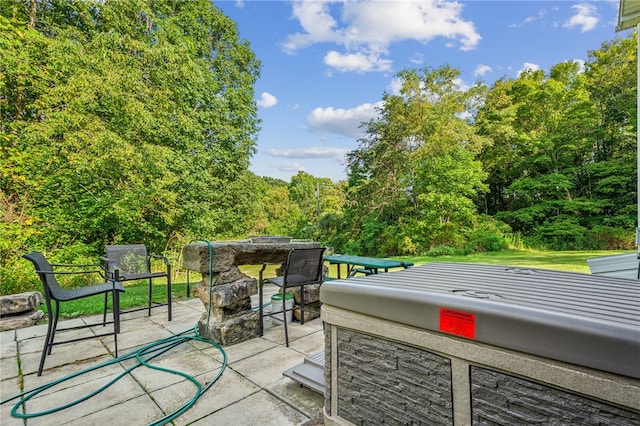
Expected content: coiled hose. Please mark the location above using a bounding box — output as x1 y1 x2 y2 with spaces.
1 239 224 426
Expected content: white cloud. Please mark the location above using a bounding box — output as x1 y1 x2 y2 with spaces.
454 77 471 92
281 2 341 53
282 0 480 73
474 64 492 77
518 62 541 76
266 147 349 160
324 51 392 73
307 102 383 138
410 53 425 65
257 92 278 108
388 77 404 95
525 9 547 24
563 3 598 33
270 161 305 172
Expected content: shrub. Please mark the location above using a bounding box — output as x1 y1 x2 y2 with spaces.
467 215 511 252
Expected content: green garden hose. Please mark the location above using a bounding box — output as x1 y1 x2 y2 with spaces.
1 239 224 426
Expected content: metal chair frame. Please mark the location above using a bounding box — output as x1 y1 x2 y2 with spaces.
23 252 123 376
102 244 172 322
258 247 326 347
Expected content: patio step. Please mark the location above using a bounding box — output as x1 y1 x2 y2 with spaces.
283 350 325 394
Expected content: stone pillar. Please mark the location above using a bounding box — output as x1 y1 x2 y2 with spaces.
182 240 321 345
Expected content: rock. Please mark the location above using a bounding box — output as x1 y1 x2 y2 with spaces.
0 292 43 315
198 309 260 346
182 244 237 273
294 302 322 322
289 283 322 305
207 298 252 322
218 266 246 284
193 276 257 308
0 309 45 331
182 241 321 274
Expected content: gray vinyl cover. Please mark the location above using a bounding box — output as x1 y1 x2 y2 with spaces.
320 262 640 379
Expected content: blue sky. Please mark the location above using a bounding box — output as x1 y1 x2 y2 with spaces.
214 0 628 183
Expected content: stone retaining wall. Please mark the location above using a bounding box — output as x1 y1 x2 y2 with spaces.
0 292 44 331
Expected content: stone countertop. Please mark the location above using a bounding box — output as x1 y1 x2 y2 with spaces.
182 240 321 274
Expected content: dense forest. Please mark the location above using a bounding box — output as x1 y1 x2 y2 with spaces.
1 0 637 293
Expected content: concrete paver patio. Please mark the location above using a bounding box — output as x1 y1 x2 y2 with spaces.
0 297 324 425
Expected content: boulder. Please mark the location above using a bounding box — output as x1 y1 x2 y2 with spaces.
198 309 259 346
193 276 257 308
0 292 43 316
293 302 322 323
0 309 45 331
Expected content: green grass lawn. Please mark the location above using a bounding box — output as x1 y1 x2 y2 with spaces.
318 248 634 279
47 249 633 319
38 282 190 319
406 249 635 273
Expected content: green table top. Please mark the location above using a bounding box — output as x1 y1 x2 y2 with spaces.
324 254 413 269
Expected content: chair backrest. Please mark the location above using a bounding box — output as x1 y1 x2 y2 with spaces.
23 252 63 303
283 247 326 286
105 244 150 279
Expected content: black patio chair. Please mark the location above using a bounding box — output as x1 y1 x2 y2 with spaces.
259 247 326 347
102 244 172 321
23 252 124 376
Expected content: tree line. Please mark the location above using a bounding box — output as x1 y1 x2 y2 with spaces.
337 33 637 256
1 0 637 293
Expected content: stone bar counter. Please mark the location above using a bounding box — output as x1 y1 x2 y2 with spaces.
181 239 320 345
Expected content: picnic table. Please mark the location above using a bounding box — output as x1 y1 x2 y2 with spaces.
324 254 414 279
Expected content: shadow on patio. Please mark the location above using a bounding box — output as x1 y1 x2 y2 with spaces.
0 297 324 425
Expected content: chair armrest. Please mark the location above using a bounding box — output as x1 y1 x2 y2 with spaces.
100 256 121 281
50 262 101 268
259 261 284 273
35 268 104 277
149 253 170 267
259 261 285 284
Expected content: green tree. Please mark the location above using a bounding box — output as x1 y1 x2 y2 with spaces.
249 176 305 237
0 0 260 277
344 66 490 255
476 32 637 249
289 171 319 226
583 32 637 246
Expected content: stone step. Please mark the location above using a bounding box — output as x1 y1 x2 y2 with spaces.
283 350 325 394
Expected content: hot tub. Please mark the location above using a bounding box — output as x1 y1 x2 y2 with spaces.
320 263 640 425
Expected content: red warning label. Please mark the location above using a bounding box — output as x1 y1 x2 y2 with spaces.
439 308 476 339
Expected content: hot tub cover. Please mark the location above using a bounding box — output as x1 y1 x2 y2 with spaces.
320 262 640 379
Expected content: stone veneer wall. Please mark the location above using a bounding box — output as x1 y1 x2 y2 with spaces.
335 328 454 425
471 366 640 425
324 324 332 418
324 323 640 425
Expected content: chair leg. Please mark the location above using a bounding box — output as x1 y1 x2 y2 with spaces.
283 300 289 347
112 289 119 357
167 269 172 322
283 287 289 347
148 277 153 317
38 302 57 376
258 274 264 336
47 302 60 356
299 285 306 326
103 293 108 326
